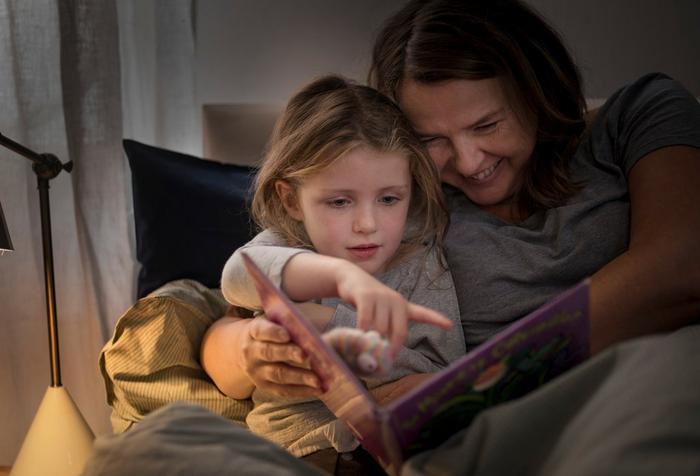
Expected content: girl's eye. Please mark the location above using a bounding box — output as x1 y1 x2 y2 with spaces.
379 195 400 205
327 198 350 208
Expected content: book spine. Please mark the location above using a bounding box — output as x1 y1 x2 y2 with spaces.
379 409 404 476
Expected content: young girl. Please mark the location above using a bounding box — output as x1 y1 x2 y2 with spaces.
202 75 466 462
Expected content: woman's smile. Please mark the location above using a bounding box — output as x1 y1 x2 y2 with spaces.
470 158 503 183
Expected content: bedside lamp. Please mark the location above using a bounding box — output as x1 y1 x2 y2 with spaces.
0 200 12 255
1 133 94 476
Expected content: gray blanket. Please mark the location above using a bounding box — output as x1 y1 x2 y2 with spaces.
404 324 700 476
84 324 700 476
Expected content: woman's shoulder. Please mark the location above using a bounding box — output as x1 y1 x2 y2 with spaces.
595 73 698 126
580 72 700 174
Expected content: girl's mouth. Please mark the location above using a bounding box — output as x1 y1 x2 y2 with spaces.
348 245 379 260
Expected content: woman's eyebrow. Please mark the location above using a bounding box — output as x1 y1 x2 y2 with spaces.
415 108 504 138
471 109 504 125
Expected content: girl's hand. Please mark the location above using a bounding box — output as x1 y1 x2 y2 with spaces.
335 263 453 355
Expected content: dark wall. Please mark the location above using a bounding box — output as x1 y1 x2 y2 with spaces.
196 0 700 104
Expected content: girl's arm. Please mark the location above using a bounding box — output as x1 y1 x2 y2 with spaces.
224 234 453 352
589 145 700 353
206 248 453 397
280 252 454 353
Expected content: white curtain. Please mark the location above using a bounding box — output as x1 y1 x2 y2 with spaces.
118 0 200 156
0 0 197 465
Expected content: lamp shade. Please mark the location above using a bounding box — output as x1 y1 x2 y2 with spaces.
0 199 13 253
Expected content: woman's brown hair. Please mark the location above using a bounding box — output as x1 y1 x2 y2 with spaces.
251 74 448 255
369 0 587 211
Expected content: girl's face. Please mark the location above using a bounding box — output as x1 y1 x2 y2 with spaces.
398 77 537 222
279 146 412 275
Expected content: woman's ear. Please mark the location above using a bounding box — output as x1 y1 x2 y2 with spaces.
275 180 304 221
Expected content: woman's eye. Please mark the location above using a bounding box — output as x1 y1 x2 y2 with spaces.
422 136 444 146
475 121 498 132
423 137 451 154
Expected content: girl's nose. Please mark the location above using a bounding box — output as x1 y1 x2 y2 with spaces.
352 207 377 234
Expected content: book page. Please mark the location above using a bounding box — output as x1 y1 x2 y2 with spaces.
240 253 397 469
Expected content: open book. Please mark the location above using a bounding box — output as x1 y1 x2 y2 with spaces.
241 253 590 476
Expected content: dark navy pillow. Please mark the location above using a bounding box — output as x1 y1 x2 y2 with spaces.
124 139 257 298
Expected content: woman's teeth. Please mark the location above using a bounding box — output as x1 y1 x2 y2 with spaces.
471 159 502 181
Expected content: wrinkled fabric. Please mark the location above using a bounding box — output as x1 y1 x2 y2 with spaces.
82 402 326 476
403 324 700 476
100 279 252 432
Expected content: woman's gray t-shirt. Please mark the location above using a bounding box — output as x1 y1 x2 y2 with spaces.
446 73 700 349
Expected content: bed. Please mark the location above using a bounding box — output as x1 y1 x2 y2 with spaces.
96 105 700 475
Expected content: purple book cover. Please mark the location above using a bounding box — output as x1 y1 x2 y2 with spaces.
242 253 589 476
385 279 589 458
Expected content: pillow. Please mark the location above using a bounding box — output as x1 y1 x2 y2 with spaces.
124 139 257 298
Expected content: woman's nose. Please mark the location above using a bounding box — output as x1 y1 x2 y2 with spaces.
452 137 485 177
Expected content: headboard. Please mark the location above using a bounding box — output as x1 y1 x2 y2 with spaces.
202 103 281 166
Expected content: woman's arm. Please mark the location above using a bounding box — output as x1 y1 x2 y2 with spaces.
589 145 700 353
370 373 434 405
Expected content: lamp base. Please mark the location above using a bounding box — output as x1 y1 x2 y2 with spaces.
10 386 94 476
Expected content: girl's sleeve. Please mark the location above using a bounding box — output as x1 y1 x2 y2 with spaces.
221 228 311 310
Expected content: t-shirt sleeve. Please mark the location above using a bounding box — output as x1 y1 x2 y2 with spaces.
220 228 311 310
597 73 700 175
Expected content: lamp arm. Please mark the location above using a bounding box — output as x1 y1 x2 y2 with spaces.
0 132 73 178
0 131 73 387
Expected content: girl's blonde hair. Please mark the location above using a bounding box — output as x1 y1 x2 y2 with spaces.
251 74 448 254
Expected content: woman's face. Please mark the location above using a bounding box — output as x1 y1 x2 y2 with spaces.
398 78 537 221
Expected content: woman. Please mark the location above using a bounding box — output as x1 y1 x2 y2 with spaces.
369 0 700 355
207 0 700 396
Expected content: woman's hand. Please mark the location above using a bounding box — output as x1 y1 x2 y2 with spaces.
240 316 324 397
200 315 323 399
